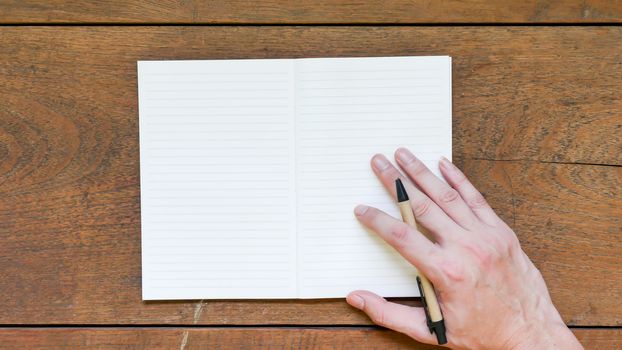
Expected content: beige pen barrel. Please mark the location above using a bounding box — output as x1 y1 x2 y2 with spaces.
398 201 444 323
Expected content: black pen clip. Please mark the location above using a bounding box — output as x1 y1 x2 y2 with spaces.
416 276 433 333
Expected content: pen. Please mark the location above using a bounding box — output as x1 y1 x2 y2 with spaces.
396 178 447 345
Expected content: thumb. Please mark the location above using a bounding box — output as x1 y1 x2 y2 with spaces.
347 290 437 345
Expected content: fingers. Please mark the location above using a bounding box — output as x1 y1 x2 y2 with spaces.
347 290 436 344
370 154 462 243
354 205 441 278
395 148 478 229
438 157 499 226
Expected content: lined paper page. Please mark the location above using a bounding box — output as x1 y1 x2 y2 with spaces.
295 56 452 298
138 60 297 300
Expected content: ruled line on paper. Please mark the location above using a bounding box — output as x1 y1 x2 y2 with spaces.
147 96 290 101
148 252 289 257
146 121 289 126
301 281 417 287
150 285 291 289
144 105 289 109
299 93 441 98
299 84 443 90
146 113 290 117
147 238 290 242
299 101 443 107
146 243 291 248
148 268 291 272
297 73 440 79
298 126 444 132
298 68 441 73
146 203 287 207
146 260 290 265
144 79 290 84
299 112 441 117
146 146 287 151
146 87 288 93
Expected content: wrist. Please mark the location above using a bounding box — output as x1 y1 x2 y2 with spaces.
509 320 583 350
502 298 583 350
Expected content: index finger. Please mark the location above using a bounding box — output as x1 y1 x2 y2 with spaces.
354 205 443 282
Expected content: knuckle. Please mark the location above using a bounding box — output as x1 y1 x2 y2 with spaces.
468 193 489 209
453 172 469 188
492 239 510 255
440 188 460 204
439 259 466 282
479 250 497 268
486 230 518 257
390 223 411 244
464 240 501 269
426 245 443 264
412 199 432 218
382 166 400 179
496 236 514 254
370 303 388 326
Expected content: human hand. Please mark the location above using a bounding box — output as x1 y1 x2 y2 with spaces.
346 148 584 350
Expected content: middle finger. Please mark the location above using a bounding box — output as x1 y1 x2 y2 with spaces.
395 148 478 229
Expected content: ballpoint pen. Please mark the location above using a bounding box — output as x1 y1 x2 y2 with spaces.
396 178 447 345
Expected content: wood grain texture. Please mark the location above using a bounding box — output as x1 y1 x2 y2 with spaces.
0 328 616 349
0 27 620 326
0 0 621 24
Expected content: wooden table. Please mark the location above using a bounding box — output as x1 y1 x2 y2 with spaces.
1 1 621 349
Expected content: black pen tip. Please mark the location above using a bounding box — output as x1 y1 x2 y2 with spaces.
395 178 409 202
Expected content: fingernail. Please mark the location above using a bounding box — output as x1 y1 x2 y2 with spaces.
347 294 365 309
354 205 369 216
371 154 390 171
439 156 451 168
396 147 416 164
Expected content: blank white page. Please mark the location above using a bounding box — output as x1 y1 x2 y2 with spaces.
295 56 452 298
138 60 297 300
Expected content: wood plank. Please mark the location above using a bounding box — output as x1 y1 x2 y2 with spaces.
574 329 622 349
0 27 619 165
0 1 621 24
0 328 617 349
0 27 620 325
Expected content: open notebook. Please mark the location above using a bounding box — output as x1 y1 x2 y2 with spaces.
138 56 452 300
